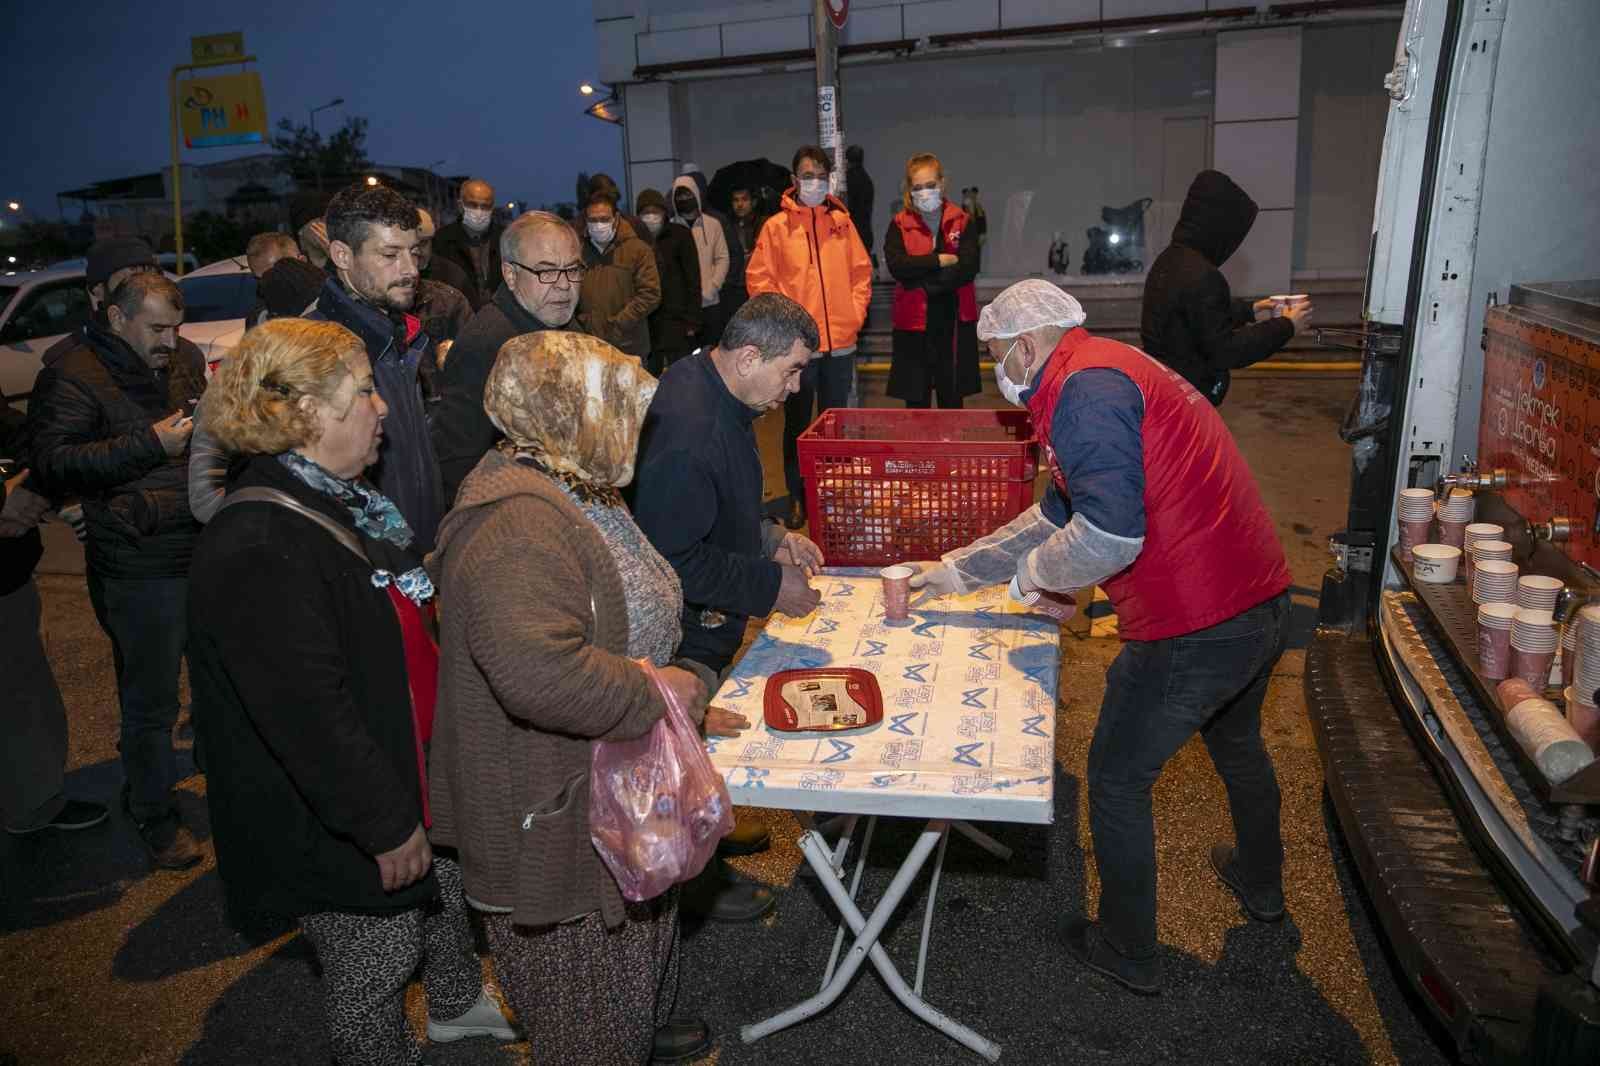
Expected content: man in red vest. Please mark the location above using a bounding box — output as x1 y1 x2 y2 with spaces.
909 279 1293 995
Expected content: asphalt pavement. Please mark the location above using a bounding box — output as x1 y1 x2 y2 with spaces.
0 373 1458 1065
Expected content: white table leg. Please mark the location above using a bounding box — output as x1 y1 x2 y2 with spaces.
822 815 875 989
740 821 1002 1062
914 825 951 996
953 820 1013 861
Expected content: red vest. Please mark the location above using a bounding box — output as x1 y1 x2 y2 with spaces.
890 202 978 331
1026 328 1291 642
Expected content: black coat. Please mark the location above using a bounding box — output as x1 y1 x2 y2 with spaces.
430 284 581 506
884 211 982 405
631 352 782 674
307 278 445 550
423 254 474 306
432 220 503 311
643 220 703 362
0 402 42 595
1140 170 1294 405
27 326 205 579
189 455 436 918
846 164 876 255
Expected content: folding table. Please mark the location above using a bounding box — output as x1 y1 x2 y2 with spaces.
705 571 1059 1061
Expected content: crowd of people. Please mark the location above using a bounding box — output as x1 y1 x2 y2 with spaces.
1 148 1315 1064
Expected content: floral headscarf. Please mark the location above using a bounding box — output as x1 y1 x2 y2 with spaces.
483 331 658 503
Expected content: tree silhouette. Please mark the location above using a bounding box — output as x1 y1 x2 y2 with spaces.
272 116 372 186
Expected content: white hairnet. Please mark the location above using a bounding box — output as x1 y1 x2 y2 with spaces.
976 279 1087 341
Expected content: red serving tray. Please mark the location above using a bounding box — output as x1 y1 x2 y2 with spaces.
763 668 884 733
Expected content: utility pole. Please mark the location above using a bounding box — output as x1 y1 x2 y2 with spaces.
813 0 846 199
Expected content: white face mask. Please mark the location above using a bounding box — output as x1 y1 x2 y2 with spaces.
797 178 830 207
587 220 616 246
640 212 665 236
462 207 492 234
912 188 943 213
994 338 1028 407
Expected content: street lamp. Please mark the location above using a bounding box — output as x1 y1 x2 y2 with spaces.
5 202 17 212
579 83 596 96
366 175 379 186
309 97 345 195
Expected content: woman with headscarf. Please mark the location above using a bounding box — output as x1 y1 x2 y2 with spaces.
187 317 513 1065
427 330 716 1066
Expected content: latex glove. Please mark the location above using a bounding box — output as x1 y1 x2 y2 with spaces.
906 560 962 602
775 531 823 576
58 503 88 543
1012 564 1078 622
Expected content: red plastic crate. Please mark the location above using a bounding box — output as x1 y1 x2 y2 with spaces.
798 408 1039 566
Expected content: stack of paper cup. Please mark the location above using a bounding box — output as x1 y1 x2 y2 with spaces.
1569 606 1600 751
1516 575 1563 616
1511 609 1559 690
1397 489 1436 560
1477 602 1518 679
1562 614 1581 690
1435 489 1476 549
1472 559 1520 605
1472 544 1510 601
1462 523 1504 581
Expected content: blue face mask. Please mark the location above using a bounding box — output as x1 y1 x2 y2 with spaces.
994 338 1027 406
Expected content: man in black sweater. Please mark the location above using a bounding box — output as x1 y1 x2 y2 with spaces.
431 211 585 506
1140 169 1312 405
632 293 825 920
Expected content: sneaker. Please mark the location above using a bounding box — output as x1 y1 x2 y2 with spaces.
427 987 516 1043
1059 917 1159 996
1209 843 1285 922
651 1017 712 1063
5 799 110 835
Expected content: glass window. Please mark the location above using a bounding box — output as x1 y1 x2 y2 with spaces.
179 274 257 323
2 283 91 343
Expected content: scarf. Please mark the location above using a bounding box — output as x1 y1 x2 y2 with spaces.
502 442 623 507
278 451 435 605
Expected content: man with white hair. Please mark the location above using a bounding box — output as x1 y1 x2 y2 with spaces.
908 279 1293 996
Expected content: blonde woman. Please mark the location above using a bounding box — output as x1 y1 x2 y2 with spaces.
884 152 982 409
188 317 511 1065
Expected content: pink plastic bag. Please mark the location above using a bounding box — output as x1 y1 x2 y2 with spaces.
590 660 735 901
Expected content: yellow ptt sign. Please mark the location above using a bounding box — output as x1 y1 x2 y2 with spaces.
179 72 268 149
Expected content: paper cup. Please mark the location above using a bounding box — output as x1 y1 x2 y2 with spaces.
1439 490 1475 523
1472 559 1519 604
1565 687 1600 753
1398 519 1433 560
1514 647 1556 690
1397 488 1436 517
1463 523 1504 581
1270 294 1310 316
1436 519 1469 549
1411 544 1461 583
1517 575 1564 612
881 565 913 621
1478 617 1514 679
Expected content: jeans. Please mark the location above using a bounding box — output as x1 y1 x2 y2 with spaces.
1 579 69 829
87 572 188 822
783 353 857 501
1087 592 1289 959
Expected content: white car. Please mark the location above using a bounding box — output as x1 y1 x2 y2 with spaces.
0 259 255 403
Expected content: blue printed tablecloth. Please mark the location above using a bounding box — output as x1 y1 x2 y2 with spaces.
707 570 1059 824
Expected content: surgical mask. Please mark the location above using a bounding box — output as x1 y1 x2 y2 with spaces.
462 207 492 234
994 338 1027 407
673 195 698 220
640 212 665 236
797 178 829 207
587 220 616 246
912 188 943 213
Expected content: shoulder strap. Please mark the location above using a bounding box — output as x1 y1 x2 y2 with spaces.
215 486 370 565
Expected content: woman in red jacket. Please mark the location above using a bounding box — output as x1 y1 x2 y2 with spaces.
885 153 982 409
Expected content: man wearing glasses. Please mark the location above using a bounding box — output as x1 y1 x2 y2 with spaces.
431 211 588 505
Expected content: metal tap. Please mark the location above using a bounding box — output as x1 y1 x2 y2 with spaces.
1435 455 1511 500
1536 516 1574 544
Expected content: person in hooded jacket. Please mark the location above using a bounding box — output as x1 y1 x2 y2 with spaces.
1140 170 1312 405
744 145 873 529
636 188 702 376
670 176 729 351
681 163 744 346
885 152 981 409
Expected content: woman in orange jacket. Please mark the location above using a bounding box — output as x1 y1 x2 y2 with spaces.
744 145 873 529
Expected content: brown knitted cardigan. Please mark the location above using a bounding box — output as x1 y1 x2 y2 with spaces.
427 449 666 928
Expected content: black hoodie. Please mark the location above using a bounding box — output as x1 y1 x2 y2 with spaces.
1139 170 1294 405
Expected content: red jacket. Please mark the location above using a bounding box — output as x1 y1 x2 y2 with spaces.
745 189 873 353
889 202 978 331
1026 328 1291 641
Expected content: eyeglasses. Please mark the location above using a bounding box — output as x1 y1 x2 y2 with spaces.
508 260 585 284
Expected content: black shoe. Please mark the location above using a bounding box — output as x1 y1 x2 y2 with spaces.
123 789 202 871
1209 843 1285 922
716 815 771 857
652 1017 712 1063
784 497 807 530
5 799 111 835
1060 917 1159 996
681 868 777 923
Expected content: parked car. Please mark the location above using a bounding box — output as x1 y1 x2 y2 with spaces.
0 258 254 403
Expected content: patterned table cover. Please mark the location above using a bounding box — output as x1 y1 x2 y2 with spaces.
707 570 1059 824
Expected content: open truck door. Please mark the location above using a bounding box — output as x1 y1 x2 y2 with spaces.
1311 0 1600 1061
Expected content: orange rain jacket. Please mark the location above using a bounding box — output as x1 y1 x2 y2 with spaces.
744 188 873 353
